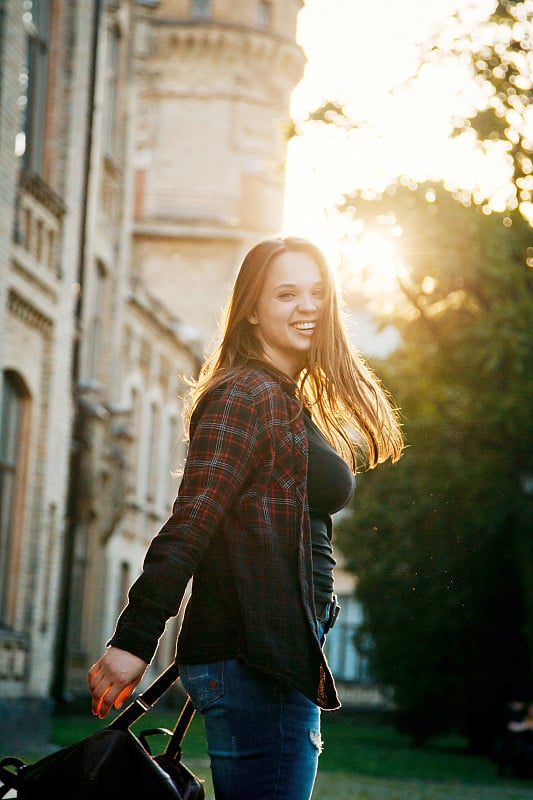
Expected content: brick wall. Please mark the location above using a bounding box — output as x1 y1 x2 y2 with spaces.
0 0 97 752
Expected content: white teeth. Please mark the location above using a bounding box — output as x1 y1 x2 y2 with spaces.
293 322 315 330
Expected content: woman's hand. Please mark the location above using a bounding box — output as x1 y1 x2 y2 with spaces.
88 646 147 719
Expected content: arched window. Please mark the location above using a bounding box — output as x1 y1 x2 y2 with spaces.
191 0 210 20
0 371 30 623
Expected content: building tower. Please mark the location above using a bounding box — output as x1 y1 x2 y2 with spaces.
133 0 305 346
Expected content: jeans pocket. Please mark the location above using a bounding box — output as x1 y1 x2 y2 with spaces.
180 661 225 713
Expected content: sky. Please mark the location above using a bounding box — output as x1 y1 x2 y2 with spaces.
283 0 507 267
280 0 518 354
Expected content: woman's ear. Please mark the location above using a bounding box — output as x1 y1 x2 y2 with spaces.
248 311 258 325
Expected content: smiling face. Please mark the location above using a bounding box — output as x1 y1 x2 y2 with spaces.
248 250 324 377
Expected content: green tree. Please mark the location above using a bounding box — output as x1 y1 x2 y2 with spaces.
291 0 533 745
297 2 533 220
335 183 533 747
427 0 533 213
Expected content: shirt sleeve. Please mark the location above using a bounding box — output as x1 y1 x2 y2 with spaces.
108 378 266 662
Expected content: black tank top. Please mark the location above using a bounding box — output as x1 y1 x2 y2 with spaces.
303 411 355 604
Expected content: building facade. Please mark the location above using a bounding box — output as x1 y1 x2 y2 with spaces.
132 0 306 343
0 0 304 752
0 0 101 750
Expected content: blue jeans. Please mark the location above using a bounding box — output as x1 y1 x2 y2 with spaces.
180 616 328 800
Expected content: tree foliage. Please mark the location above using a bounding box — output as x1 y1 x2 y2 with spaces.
434 0 533 210
335 183 533 746
295 0 533 745
299 2 533 218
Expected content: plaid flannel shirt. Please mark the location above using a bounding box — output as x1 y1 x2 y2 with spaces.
109 364 340 710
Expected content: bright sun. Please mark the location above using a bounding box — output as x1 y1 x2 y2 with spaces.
339 230 405 312
283 0 514 280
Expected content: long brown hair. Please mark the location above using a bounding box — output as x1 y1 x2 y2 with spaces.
186 237 404 471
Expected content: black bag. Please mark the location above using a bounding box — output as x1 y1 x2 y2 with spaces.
0 663 205 800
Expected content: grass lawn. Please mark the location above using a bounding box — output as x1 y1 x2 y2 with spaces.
312 771 533 800
320 712 501 782
316 712 533 799
10 707 530 800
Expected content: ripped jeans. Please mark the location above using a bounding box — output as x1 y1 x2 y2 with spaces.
179 618 327 800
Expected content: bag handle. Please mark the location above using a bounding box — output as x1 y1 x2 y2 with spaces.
0 757 25 797
165 692 196 760
108 661 181 730
106 660 197 759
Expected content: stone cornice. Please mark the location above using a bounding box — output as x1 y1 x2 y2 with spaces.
154 17 298 46
152 19 306 73
7 288 53 336
126 285 203 361
133 219 270 242
19 171 66 219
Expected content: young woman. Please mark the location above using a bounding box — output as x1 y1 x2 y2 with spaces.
88 237 404 800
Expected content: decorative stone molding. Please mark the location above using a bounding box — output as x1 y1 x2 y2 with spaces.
152 20 305 77
0 626 28 682
18 171 66 220
127 286 202 359
7 289 53 336
15 177 63 277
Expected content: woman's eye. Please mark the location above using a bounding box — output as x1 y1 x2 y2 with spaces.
278 292 295 300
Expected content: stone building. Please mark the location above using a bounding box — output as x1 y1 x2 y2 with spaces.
0 0 102 751
0 0 304 752
133 0 306 344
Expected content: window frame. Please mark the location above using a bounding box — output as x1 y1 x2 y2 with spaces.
103 21 121 158
257 0 272 30
0 371 31 624
20 0 52 175
191 0 211 20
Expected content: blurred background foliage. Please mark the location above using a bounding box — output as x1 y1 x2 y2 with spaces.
336 187 533 749
312 0 533 750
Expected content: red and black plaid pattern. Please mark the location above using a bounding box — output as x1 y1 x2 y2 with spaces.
110 366 340 710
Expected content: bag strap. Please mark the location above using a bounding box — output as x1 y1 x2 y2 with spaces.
108 661 181 730
106 660 197 759
164 695 196 760
0 757 25 797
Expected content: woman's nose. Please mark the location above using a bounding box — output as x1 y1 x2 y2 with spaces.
297 292 319 311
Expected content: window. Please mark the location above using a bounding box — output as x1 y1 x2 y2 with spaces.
257 1 272 29
118 561 131 618
145 402 160 503
0 3 5 112
191 0 210 20
130 386 143 503
88 262 107 382
17 0 51 173
325 594 372 683
103 23 120 157
0 371 30 623
165 413 180 504
68 522 88 654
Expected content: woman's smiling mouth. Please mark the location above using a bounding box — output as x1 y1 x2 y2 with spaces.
292 321 316 331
